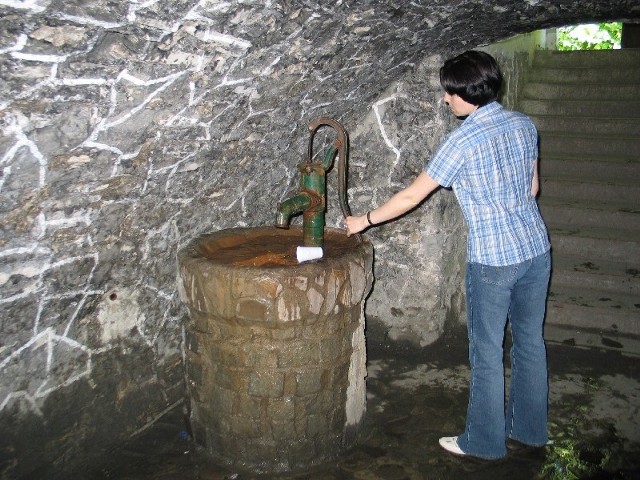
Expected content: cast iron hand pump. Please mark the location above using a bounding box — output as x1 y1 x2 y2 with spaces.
275 117 354 247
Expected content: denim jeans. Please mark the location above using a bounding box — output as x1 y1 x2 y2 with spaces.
457 251 551 459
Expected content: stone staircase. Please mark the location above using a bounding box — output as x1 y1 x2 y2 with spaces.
518 48 640 340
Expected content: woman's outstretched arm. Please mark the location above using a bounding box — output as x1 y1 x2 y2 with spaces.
345 171 441 235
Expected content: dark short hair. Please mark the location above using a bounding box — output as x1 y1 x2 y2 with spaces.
440 51 503 106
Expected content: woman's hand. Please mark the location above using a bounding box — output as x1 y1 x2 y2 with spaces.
344 215 369 236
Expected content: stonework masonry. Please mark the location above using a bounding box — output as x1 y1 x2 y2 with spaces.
177 227 374 473
1 0 638 477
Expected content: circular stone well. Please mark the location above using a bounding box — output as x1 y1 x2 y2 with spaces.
177 226 373 473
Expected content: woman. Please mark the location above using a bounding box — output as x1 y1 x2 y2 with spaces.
345 50 551 460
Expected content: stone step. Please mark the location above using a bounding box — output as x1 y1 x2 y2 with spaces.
531 115 640 136
533 48 640 69
522 49 640 338
545 285 640 334
550 254 640 296
520 98 640 117
547 255 640 334
549 226 640 264
541 177 640 203
539 154 640 183
539 132 640 157
524 82 640 101
539 197 640 231
528 65 640 84
544 324 640 355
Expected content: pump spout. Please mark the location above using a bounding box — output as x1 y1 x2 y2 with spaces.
275 192 314 229
274 162 325 246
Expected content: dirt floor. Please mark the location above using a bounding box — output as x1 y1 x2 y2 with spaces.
76 325 640 480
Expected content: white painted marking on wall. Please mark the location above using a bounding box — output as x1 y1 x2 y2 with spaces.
104 70 187 129
78 69 188 170
56 13 123 29
11 52 68 63
201 30 252 49
0 0 45 12
373 94 407 186
261 56 281 76
0 165 10 192
61 78 109 86
0 113 48 189
161 151 197 191
0 328 92 413
82 141 124 155
37 212 92 237
126 0 163 22
0 244 50 258
0 33 28 54
0 392 43 416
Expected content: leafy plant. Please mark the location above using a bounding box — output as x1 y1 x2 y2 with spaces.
557 22 622 50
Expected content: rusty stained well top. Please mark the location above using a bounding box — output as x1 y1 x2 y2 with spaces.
190 226 363 268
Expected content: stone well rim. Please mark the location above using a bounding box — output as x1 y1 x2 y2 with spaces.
178 225 372 271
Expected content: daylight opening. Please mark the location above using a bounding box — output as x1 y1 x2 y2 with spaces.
557 22 622 50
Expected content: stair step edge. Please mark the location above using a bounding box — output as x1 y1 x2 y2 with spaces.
540 197 640 211
550 227 640 244
544 325 640 356
548 284 640 306
551 237 640 265
540 131 640 141
541 177 640 189
550 253 640 279
550 272 640 297
545 302 640 336
539 153 640 164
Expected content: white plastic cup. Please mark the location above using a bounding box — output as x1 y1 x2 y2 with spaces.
296 246 323 263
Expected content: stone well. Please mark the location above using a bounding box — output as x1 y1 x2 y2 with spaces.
177 226 373 473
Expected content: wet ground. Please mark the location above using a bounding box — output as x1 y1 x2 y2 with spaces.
78 325 640 480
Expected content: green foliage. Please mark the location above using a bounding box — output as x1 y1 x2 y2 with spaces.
557 22 622 51
542 399 632 480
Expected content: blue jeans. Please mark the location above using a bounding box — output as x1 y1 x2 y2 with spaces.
457 251 551 459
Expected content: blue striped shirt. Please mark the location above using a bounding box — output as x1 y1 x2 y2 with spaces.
425 102 550 266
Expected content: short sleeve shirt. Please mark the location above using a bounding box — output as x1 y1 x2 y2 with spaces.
425 102 550 266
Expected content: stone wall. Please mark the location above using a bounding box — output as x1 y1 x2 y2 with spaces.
346 61 466 346
1 0 638 477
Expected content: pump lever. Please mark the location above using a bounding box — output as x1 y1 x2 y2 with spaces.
307 117 352 219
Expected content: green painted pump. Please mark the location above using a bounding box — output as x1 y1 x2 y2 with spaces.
274 117 354 247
